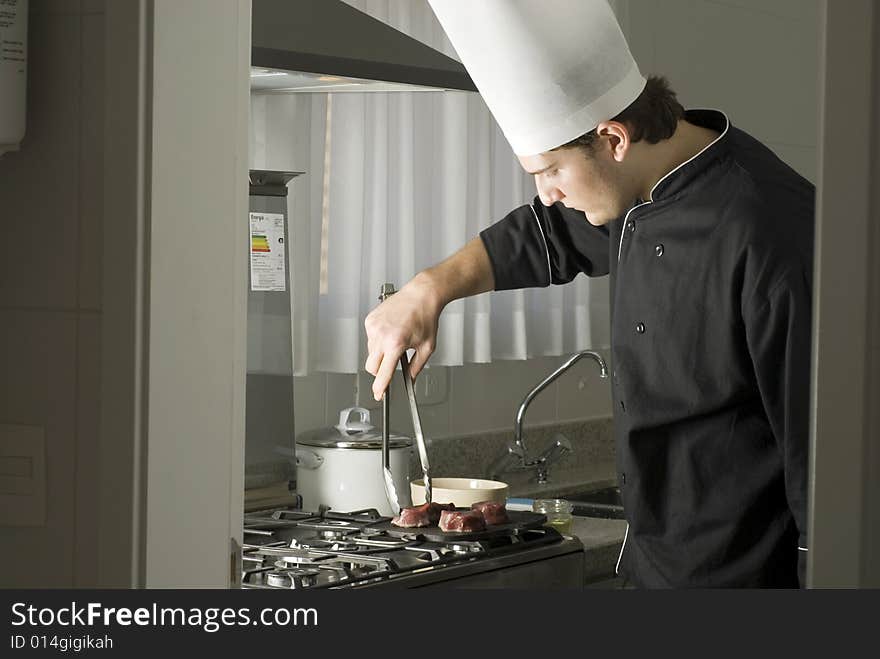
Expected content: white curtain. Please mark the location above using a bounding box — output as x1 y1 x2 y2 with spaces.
249 0 610 375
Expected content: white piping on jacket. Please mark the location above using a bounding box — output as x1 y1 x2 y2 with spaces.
616 109 730 263
617 201 651 262
798 546 808 552
530 203 554 285
615 523 629 575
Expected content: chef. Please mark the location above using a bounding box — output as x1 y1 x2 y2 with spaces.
365 0 812 587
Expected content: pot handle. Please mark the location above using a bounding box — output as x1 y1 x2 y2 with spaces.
274 445 324 470
335 406 374 434
294 448 323 470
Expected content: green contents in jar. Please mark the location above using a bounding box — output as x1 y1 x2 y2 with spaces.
546 516 572 534
532 498 574 536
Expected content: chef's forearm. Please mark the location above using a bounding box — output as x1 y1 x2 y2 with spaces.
412 236 496 309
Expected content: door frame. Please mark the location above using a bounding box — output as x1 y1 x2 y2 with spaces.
809 0 880 587
100 0 250 587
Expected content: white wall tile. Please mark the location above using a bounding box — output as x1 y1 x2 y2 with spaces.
0 310 77 586
245 374 295 466
449 363 507 435
412 364 452 441
556 348 614 422
78 13 104 310
0 12 80 310
292 372 327 436
504 357 562 425
378 367 451 442
414 398 451 441
324 373 358 426
74 311 100 586
377 370 409 437
449 358 560 436
366 369 405 438
314 356 613 444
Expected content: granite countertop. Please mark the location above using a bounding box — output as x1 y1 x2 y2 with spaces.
506 459 618 499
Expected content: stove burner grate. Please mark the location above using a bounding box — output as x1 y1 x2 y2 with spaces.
241 506 572 589
266 568 321 589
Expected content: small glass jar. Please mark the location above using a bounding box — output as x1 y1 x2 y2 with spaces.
532 498 574 535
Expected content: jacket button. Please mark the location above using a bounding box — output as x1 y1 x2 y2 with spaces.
627 220 635 232
636 322 645 334
655 244 664 256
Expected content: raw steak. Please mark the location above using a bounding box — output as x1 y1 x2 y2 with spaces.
438 509 487 533
471 500 510 525
391 501 456 528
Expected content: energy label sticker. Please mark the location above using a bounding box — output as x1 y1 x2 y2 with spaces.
249 212 286 291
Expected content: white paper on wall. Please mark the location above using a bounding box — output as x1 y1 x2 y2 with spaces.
0 0 28 154
249 212 286 291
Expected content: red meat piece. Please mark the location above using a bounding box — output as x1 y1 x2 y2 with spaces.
391 501 456 528
471 500 510 525
438 509 487 533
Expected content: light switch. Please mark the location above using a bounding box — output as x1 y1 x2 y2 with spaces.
0 424 47 527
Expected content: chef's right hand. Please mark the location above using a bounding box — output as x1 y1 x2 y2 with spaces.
364 273 444 402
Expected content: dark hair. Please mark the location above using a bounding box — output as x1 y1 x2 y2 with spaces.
554 75 685 152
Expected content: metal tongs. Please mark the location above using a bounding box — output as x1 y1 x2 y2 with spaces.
378 283 432 514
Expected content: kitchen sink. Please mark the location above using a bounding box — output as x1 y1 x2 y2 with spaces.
554 486 625 520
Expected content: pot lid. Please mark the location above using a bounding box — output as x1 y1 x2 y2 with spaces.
296 407 413 450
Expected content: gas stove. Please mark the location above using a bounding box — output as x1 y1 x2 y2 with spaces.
241 507 585 589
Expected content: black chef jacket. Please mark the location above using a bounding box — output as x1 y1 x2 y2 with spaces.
480 109 813 588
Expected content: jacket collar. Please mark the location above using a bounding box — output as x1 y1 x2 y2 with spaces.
647 108 731 202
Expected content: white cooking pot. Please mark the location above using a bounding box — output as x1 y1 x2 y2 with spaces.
290 407 413 516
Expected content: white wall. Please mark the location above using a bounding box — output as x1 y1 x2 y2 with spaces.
0 0 105 587
624 0 821 183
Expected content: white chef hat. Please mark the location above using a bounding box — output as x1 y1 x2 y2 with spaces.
428 0 646 156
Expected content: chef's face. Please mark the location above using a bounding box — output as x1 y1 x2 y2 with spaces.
518 123 636 226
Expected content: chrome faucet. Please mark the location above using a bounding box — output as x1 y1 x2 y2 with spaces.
487 350 609 484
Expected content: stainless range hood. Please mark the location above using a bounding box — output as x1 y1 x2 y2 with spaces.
251 0 477 93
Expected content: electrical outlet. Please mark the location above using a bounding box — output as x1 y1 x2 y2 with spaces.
0 424 46 527
356 364 448 408
417 365 448 406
